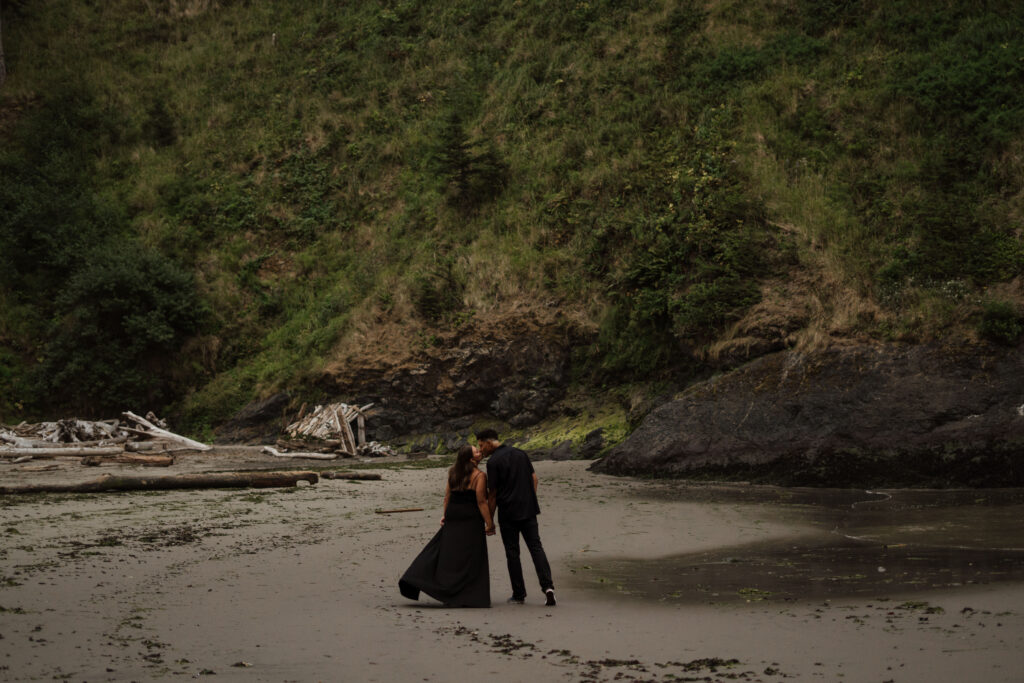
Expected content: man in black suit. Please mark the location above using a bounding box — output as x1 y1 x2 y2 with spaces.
478 428 556 606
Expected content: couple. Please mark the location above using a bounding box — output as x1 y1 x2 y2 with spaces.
398 429 555 608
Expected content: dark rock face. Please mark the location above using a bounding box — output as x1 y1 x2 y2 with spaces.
214 314 583 448
548 440 575 461
592 343 1024 486
578 428 606 458
214 392 291 444
317 314 583 447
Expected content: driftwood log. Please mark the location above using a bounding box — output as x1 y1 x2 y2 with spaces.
283 402 373 442
124 441 195 453
1 437 127 449
18 464 60 472
262 445 338 460
122 411 211 451
320 471 382 481
276 438 340 452
0 446 125 458
81 454 174 467
0 471 319 495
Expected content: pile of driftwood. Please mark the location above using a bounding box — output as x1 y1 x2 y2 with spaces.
271 402 396 459
0 408 390 495
0 411 209 468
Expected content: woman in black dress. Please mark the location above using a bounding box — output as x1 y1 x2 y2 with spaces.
399 445 496 607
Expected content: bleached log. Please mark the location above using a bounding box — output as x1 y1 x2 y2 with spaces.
332 407 349 453
283 401 375 446
0 470 318 494
0 446 125 457
122 411 211 451
294 405 325 437
262 445 338 460
46 418 119 443
121 427 166 441
342 411 357 455
125 440 169 452
0 432 37 449
4 436 128 449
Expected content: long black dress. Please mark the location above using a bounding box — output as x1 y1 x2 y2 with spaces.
399 489 490 607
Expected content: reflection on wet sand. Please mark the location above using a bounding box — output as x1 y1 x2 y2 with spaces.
575 484 1024 604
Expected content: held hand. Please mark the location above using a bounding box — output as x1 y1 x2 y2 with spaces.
485 525 496 536
440 516 445 526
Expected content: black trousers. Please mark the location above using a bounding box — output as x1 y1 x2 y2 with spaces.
498 515 553 598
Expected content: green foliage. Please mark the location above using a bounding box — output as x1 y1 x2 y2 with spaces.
429 110 507 211
412 252 467 323
978 301 1023 346
898 28 1024 145
34 241 206 416
593 103 770 377
0 83 125 295
2 0 1023 426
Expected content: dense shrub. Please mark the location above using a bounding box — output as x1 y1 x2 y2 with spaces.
34 241 206 416
594 106 770 377
0 83 124 295
978 301 1023 346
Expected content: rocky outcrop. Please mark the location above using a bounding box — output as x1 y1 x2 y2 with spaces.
592 342 1024 486
213 392 292 444
212 312 586 446
261 312 587 446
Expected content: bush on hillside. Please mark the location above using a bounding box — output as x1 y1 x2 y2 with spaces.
978 301 1023 346
34 241 206 416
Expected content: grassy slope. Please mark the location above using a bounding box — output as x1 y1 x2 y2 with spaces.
0 0 1022 433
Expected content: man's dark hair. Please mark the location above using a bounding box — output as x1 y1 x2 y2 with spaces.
475 428 500 442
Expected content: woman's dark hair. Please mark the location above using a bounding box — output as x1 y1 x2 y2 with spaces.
448 445 476 491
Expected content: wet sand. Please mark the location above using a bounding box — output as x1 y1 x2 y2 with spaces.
2 457 1023 681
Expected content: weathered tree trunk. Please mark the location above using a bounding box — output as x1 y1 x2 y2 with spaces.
122 411 211 451
0 470 318 495
18 464 59 472
262 445 338 460
81 453 174 467
1 446 126 458
2 437 127 450
320 471 382 481
275 438 341 453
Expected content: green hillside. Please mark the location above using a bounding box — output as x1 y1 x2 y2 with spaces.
1 0 1022 433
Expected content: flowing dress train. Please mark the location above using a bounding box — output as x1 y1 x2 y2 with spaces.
398 489 490 607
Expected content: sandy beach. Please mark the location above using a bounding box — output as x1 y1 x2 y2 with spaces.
2 454 1023 682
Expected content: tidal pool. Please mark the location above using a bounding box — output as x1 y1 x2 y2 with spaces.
574 484 1024 604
